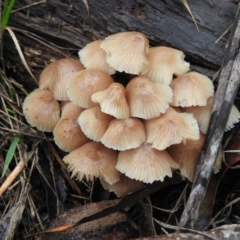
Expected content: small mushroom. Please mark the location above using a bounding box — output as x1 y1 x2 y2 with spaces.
100 118 146 151
183 94 240 133
39 58 84 101
116 142 179 183
53 102 89 152
22 88 60 132
167 133 205 181
78 40 116 75
145 107 200 150
91 82 130 119
126 76 173 119
78 105 114 142
100 31 149 74
142 46 190 85
170 72 214 107
100 174 144 197
66 69 114 108
63 141 120 184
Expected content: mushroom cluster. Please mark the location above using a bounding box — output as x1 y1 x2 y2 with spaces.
23 31 240 196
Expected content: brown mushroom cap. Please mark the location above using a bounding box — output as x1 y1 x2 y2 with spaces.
142 46 190 85
170 72 214 107
126 76 173 119
100 174 144 197
91 82 130 119
183 94 240 133
63 141 120 184
100 31 149 74
167 133 205 181
145 107 200 150
78 40 116 75
39 58 84 101
116 142 179 183
78 105 114 141
53 102 89 152
22 88 60 132
66 69 114 108
100 118 146 151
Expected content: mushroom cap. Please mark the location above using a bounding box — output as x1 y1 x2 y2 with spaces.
39 58 84 101
100 118 146 151
226 104 240 131
53 102 89 152
78 105 114 141
126 76 173 119
78 40 116 75
142 46 190 85
145 107 200 150
182 95 214 134
116 142 179 183
63 141 120 184
22 88 60 132
170 72 214 107
100 174 144 197
91 82 130 119
100 31 149 74
66 69 114 108
183 94 240 133
167 133 205 181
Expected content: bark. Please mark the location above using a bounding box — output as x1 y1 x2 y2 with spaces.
2 0 237 89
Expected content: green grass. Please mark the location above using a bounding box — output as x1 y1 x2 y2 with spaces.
2 0 16 29
2 136 20 178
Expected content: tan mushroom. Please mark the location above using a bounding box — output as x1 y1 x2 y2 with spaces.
116 142 179 183
78 105 114 142
100 118 146 151
170 72 214 107
100 174 144 197
53 102 89 152
66 69 114 108
100 31 149 74
126 76 173 119
145 107 200 150
63 141 120 184
22 88 60 132
39 58 84 101
91 82 130 119
78 40 115 75
142 46 190 85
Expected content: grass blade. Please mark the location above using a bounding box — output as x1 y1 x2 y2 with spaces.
2 136 20 178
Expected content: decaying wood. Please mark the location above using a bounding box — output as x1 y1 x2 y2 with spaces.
132 224 240 240
179 4 240 230
3 0 237 89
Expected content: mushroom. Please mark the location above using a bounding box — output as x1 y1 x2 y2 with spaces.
167 133 205 181
78 40 116 75
100 31 149 74
170 72 214 107
22 88 60 132
39 58 84 101
53 102 89 152
142 46 190 85
66 69 114 108
100 117 146 151
183 94 240 133
100 174 144 197
91 82 130 119
78 105 114 142
116 142 179 183
126 76 173 119
145 107 200 150
63 141 120 184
